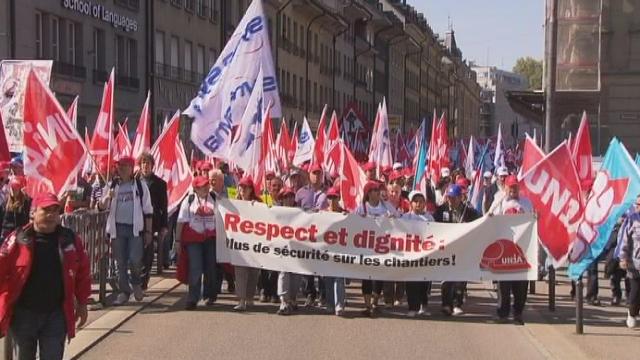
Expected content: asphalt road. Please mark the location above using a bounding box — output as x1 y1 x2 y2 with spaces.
81 282 553 360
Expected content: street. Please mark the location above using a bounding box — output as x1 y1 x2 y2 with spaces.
77 273 639 360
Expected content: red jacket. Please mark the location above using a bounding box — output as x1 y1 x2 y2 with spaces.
0 225 91 339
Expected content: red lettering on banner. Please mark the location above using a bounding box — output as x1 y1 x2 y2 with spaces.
224 213 319 242
294 227 308 241
281 226 294 239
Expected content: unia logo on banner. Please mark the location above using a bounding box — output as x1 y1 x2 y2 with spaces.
480 239 530 272
569 170 628 263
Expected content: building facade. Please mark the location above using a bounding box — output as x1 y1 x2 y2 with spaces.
1 0 482 146
472 65 541 145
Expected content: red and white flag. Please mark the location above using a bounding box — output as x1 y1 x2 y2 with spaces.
22 70 86 197
90 68 115 174
276 120 292 171
517 135 545 180
428 112 449 184
312 105 328 165
340 141 367 211
289 122 298 165
324 111 341 173
572 111 593 189
520 142 584 266
132 91 151 159
66 96 79 129
114 122 132 160
151 111 193 214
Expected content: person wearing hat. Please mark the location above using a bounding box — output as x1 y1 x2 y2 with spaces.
321 187 347 316
480 171 494 214
619 194 640 329
9 156 24 177
363 161 377 181
384 181 410 307
100 156 154 306
275 187 302 315
0 193 91 360
356 180 399 316
258 176 283 303
403 191 435 317
434 167 452 206
484 166 509 213
233 177 261 311
136 152 170 287
434 184 480 316
0 176 31 245
175 176 219 310
489 175 532 325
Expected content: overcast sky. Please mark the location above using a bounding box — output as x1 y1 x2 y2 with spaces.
414 0 544 71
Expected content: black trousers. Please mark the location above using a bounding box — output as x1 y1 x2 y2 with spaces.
611 270 630 299
141 236 160 289
629 277 640 317
361 280 384 296
570 262 599 299
406 282 431 311
383 282 405 304
303 275 325 299
258 270 278 297
441 282 466 308
497 281 528 318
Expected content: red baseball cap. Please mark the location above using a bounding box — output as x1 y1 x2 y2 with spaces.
192 176 209 188
505 175 519 188
33 192 61 209
381 165 393 176
362 161 376 171
238 176 255 188
309 163 323 173
277 186 296 199
326 186 340 198
116 156 135 167
363 180 382 196
199 162 213 172
265 170 276 179
389 171 404 183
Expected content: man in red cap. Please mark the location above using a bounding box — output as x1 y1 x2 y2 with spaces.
363 161 377 181
0 193 91 359
100 156 154 306
489 175 532 325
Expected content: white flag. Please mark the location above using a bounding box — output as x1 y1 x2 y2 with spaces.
494 123 505 170
184 0 281 159
228 67 264 173
465 135 475 179
293 117 315 166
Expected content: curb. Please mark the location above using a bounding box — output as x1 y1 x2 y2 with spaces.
65 278 181 360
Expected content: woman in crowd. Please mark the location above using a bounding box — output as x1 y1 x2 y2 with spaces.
322 187 347 316
403 191 435 317
0 176 31 245
356 181 399 317
233 177 262 311
175 176 218 310
276 186 301 315
620 194 640 329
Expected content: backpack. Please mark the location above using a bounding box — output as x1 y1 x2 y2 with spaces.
187 192 217 206
111 178 144 209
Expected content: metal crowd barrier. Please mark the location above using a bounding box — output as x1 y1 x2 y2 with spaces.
61 210 111 306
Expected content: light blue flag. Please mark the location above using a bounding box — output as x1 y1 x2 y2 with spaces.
569 138 640 280
635 153 640 168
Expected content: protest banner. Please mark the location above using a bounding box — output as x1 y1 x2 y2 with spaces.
216 198 538 281
0 60 53 152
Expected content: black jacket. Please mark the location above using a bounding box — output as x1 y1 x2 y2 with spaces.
433 202 480 224
138 173 168 233
0 197 32 243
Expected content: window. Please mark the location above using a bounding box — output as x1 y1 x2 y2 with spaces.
281 14 287 40
115 35 126 74
128 38 137 77
293 21 298 47
285 71 290 96
184 41 192 72
171 0 182 8
299 77 304 106
313 82 317 109
170 36 179 68
197 45 205 75
299 24 304 50
292 74 297 100
209 0 218 23
196 0 206 16
155 31 165 64
35 12 43 58
51 16 60 60
314 33 318 59
67 22 76 65
320 85 324 106
93 28 105 70
185 0 194 12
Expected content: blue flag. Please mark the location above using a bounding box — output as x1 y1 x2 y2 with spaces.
635 153 640 168
568 138 640 280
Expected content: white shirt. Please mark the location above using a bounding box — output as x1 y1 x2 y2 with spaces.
178 193 216 233
355 201 399 217
490 196 533 215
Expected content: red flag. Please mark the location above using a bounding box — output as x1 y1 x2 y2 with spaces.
289 122 298 165
340 141 367 211
276 120 292 171
572 111 593 189
90 69 115 174
22 70 86 197
312 105 328 165
151 111 193 214
428 112 449 184
132 91 151 159
520 142 584 266
114 122 132 160
66 96 79 130
0 112 11 163
518 135 545 179
324 111 341 172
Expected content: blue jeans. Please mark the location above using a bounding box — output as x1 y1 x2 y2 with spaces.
9 307 66 360
114 223 143 295
323 277 345 311
186 240 218 303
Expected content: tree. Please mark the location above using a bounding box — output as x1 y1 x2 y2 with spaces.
513 57 543 90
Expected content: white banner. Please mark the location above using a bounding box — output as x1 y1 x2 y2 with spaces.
184 0 280 159
0 60 53 152
216 199 539 281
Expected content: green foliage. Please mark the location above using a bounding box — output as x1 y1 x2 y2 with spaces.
513 57 543 90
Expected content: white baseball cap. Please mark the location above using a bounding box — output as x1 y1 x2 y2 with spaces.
496 166 509 176
483 171 493 178
440 167 451 178
392 162 403 171
408 191 426 202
